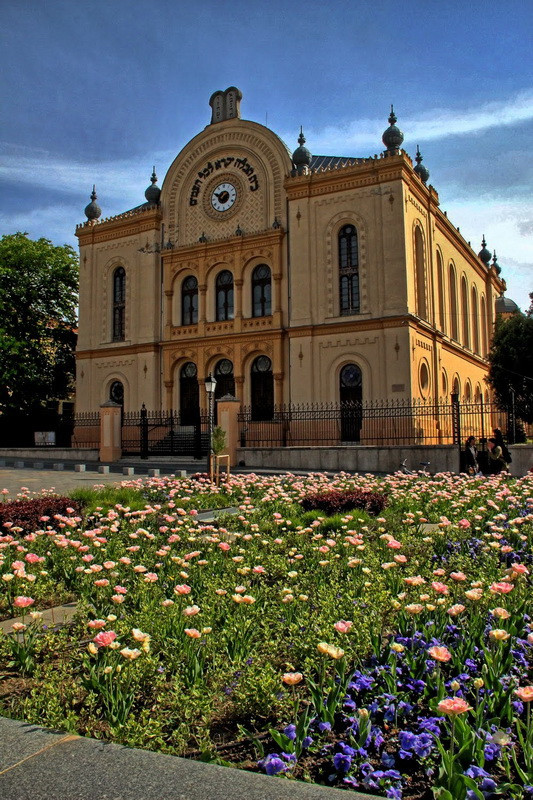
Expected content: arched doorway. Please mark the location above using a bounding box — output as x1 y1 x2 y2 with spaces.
339 364 362 442
251 356 274 420
179 362 200 425
214 359 235 422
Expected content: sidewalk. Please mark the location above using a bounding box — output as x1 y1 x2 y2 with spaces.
0 717 380 800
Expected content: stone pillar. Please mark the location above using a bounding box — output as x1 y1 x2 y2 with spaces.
99 401 122 462
216 397 241 467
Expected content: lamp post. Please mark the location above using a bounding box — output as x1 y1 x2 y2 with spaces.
204 373 217 479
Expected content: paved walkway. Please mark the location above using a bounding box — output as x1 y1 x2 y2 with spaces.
0 717 379 800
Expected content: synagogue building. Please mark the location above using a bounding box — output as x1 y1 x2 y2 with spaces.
75 87 509 424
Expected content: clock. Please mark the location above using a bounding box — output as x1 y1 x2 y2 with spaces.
211 182 237 212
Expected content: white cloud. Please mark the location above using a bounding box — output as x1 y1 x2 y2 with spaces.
285 89 533 153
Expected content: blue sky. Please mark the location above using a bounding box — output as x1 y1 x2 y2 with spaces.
1 0 531 309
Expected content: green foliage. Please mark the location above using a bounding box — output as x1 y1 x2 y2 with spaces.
211 425 227 455
69 486 150 516
487 312 533 423
0 232 78 414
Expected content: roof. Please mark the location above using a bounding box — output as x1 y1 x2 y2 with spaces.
495 295 520 314
310 155 364 171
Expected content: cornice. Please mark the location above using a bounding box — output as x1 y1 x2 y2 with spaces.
162 227 285 263
76 342 159 360
76 207 162 246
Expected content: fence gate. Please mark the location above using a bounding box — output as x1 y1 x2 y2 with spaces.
122 407 209 459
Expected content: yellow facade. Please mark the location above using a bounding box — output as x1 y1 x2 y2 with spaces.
75 88 504 417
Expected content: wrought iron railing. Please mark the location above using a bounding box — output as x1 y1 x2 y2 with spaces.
122 408 210 458
238 397 516 449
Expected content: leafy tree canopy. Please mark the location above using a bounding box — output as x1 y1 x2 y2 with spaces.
487 310 533 423
0 232 78 414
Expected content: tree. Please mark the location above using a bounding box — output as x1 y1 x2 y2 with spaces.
487 311 533 423
0 232 78 415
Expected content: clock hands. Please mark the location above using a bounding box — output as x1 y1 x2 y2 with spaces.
214 190 230 203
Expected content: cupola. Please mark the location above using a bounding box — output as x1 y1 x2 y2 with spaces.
144 167 161 205
382 106 404 155
84 185 101 221
291 128 312 176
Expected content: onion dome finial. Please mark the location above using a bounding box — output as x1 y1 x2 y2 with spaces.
478 236 491 267
382 105 404 155
413 145 430 184
291 127 312 176
491 250 502 275
145 166 161 205
84 185 101 220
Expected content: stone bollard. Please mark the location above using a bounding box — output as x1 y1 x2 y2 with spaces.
98 465 110 474
74 464 86 473
53 463 64 471
148 469 160 477
122 467 135 476
179 470 187 478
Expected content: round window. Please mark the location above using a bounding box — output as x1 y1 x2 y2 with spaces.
109 381 124 405
419 362 430 394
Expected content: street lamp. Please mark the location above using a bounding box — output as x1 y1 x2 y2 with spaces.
204 373 217 478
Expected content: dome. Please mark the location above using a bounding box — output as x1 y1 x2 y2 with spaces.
145 167 161 205
84 185 101 220
495 295 520 314
291 128 311 175
491 251 502 275
478 236 491 266
413 145 429 184
382 105 404 154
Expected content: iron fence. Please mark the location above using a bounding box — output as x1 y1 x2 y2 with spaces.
238 396 519 449
71 412 100 449
122 407 210 458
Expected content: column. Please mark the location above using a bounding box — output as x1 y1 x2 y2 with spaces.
99 402 122 462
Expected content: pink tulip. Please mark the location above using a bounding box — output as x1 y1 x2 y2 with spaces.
13 596 34 608
438 697 472 716
334 620 353 634
93 630 117 647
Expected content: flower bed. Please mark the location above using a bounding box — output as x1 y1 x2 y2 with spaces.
0 471 531 799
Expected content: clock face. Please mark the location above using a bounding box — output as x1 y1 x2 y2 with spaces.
211 182 237 212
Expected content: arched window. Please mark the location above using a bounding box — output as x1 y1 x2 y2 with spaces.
252 265 271 317
436 251 446 333
179 362 199 425
471 286 480 354
339 363 363 442
251 356 274 420
338 225 360 315
414 227 427 319
109 380 124 406
461 276 470 348
112 267 126 341
449 265 458 340
480 295 488 356
216 270 234 321
181 276 198 325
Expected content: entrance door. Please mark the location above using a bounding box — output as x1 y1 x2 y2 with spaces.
340 364 362 442
214 359 235 423
180 362 200 425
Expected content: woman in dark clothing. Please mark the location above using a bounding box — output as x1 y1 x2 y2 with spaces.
464 436 479 475
493 428 512 466
487 437 509 475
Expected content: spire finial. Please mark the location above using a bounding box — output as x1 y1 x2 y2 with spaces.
413 144 430 184
84 185 101 220
145 166 161 205
298 126 306 146
382 105 403 155
291 126 312 176
478 235 491 267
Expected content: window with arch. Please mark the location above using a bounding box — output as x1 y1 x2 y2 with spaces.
338 225 360 315
181 276 198 325
480 295 488 356
339 363 363 442
179 362 199 425
452 376 460 397
461 276 470 348
252 264 271 317
449 265 459 340
464 381 472 402
216 270 234 321
414 227 427 319
436 251 446 333
251 356 274 420
471 286 480 354
112 267 126 341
